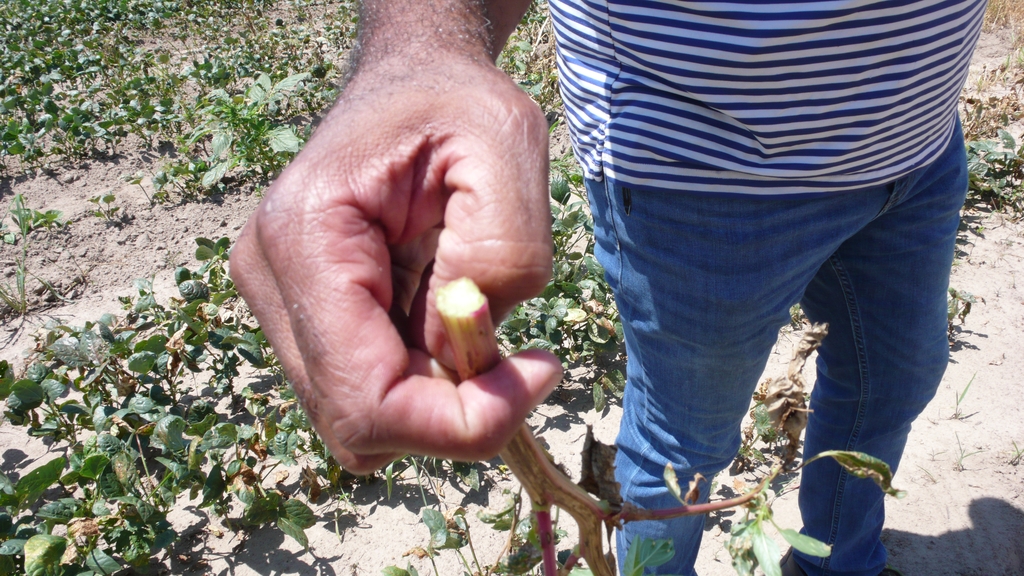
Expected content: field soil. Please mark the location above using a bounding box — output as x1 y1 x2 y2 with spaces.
2 28 1023 576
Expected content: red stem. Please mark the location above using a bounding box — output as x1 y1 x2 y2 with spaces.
535 507 558 576
558 550 581 576
614 470 775 524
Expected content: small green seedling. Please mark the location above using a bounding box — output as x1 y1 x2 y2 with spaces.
947 287 977 339
951 373 976 420
89 193 120 221
953 432 984 472
0 194 31 314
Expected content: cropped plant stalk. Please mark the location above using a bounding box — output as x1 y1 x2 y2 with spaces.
435 278 905 576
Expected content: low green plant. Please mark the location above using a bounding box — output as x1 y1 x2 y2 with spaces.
966 129 1024 214
497 1 560 115
947 287 977 339
0 237 351 574
499 161 624 411
0 195 31 315
951 373 976 420
953 432 984 472
0 0 350 175
160 72 311 197
88 194 120 222
788 303 806 328
1009 441 1023 466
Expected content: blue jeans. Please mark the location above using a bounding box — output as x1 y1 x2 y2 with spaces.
586 122 967 576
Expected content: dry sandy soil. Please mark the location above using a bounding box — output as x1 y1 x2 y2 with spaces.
2 28 1023 576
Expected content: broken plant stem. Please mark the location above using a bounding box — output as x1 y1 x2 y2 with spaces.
437 277 614 576
436 277 780 576
436 277 502 381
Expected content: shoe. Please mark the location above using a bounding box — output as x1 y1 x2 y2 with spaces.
780 548 905 576
780 548 808 576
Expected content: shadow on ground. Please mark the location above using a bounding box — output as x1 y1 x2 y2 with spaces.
883 496 1024 576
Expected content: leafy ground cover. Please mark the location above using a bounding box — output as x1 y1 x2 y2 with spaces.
1 2 1023 575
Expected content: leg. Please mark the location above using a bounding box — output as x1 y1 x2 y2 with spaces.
586 177 892 574
794 125 969 576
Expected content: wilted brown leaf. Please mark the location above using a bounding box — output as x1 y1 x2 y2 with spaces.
685 473 705 504
765 323 827 466
578 426 622 509
68 518 100 540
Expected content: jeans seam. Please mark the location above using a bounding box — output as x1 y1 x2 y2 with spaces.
603 178 624 289
820 254 872 575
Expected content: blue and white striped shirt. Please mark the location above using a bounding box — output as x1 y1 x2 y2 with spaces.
549 0 986 195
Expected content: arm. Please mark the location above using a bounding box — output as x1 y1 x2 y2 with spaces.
229 0 561 474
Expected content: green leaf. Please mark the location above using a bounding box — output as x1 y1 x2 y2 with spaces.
127 395 155 414
16 457 66 512
807 450 906 498
243 493 281 525
778 528 831 558
39 379 65 402
249 73 273 104
7 380 44 412
663 463 683 504
174 267 192 285
278 516 309 548
201 159 233 188
587 319 611 344
421 508 449 549
36 498 78 522
270 431 298 465
281 498 316 529
593 381 606 412
202 423 237 451
237 340 266 368
622 536 675 576
23 534 66 576
550 176 571 204
85 548 121 575
478 499 516 531
116 495 156 523
135 334 169 354
451 461 480 491
186 413 218 437
382 567 413 576
127 351 157 373
80 454 110 480
750 524 782 576
0 539 26 555
98 471 124 498
267 126 301 154
92 501 111 517
210 132 233 160
96 433 123 455
271 72 310 96
93 406 116 433
59 401 89 416
153 415 187 453
195 245 216 261
201 464 225 508
0 471 13 496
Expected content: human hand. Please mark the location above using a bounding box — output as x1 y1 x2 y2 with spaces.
230 55 563 474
